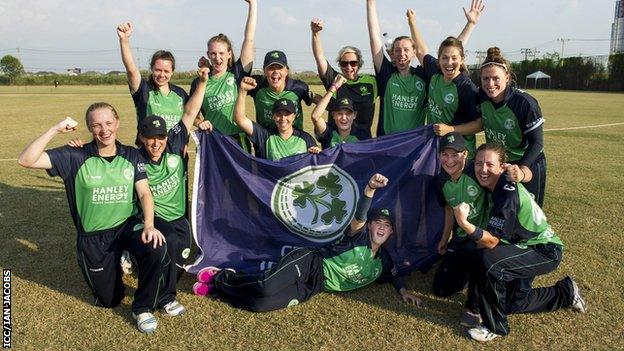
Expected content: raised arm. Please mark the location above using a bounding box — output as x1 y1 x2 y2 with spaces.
366 0 384 72
407 9 428 65
117 22 141 94
182 67 211 132
18 117 78 169
233 77 257 136
350 173 389 234
311 75 347 135
310 18 329 76
135 179 165 248
239 0 257 72
456 0 485 44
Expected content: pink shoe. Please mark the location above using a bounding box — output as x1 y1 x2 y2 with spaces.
192 282 212 296
197 266 221 283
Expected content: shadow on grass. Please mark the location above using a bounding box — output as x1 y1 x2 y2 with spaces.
0 181 137 324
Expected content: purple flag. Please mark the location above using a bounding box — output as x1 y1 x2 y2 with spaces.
189 126 443 274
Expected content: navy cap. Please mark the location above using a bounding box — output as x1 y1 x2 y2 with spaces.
139 115 167 137
368 207 395 226
330 97 355 113
439 132 466 152
272 99 296 115
263 50 288 69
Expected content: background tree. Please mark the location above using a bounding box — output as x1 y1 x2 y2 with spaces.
0 55 25 84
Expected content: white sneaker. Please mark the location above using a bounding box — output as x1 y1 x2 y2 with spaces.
570 277 587 313
120 251 133 275
468 325 500 342
162 300 186 316
132 312 158 334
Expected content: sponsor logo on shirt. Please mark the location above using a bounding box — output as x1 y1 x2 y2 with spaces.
137 163 146 173
467 185 478 197
226 77 235 86
489 216 505 230
415 81 425 91
359 86 370 95
167 156 179 169
444 93 455 104
503 184 516 191
123 168 134 181
504 118 516 130
89 175 102 180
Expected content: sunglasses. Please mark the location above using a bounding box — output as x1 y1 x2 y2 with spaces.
339 60 359 68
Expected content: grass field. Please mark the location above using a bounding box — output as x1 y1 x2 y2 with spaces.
1 85 623 350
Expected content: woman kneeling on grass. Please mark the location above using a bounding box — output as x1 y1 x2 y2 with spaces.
192 174 422 312
18 103 175 334
452 143 586 342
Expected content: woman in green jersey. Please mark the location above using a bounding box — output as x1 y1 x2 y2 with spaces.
452 143 586 342
234 77 320 161
117 23 189 144
189 0 257 149
366 0 427 136
311 75 370 149
407 1 485 158
18 103 174 334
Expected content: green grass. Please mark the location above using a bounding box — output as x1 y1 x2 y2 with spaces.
1 86 624 350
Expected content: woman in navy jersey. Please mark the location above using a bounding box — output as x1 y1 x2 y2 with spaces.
452 143 586 342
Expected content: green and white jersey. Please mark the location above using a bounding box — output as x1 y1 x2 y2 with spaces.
131 79 189 143
140 122 188 221
189 59 249 136
435 161 488 238
46 141 147 235
487 175 562 247
249 76 313 131
318 228 395 292
375 55 427 136
249 122 317 161
423 55 480 158
478 86 545 163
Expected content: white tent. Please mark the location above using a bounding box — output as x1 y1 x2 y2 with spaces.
525 70 551 89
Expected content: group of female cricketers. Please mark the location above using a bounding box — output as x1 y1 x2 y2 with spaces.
17 0 586 341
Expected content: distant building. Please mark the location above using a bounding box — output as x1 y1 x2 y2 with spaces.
611 1 624 54
66 68 81 76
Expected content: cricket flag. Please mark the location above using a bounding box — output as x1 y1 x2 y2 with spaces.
188 127 443 274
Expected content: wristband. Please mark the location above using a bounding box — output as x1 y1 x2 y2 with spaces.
469 227 484 242
354 194 373 222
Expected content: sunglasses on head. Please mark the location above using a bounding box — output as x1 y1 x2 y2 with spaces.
339 60 359 68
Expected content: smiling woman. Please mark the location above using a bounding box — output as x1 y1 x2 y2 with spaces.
116 23 189 145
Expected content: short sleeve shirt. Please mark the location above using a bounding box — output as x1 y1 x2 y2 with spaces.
189 59 249 136
316 123 370 150
435 161 488 237
423 55 480 158
46 141 147 235
249 122 317 161
321 61 377 136
375 55 428 136
139 121 188 221
249 76 313 131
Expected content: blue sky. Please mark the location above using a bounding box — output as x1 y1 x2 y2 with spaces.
0 0 617 73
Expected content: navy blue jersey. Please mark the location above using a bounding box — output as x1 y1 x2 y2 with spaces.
477 86 545 166
46 141 147 235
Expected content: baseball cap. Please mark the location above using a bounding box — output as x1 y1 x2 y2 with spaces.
272 99 297 115
330 97 355 113
263 50 288 69
139 115 167 137
439 132 466 152
368 207 395 227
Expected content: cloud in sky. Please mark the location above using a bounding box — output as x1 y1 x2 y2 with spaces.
271 6 297 26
